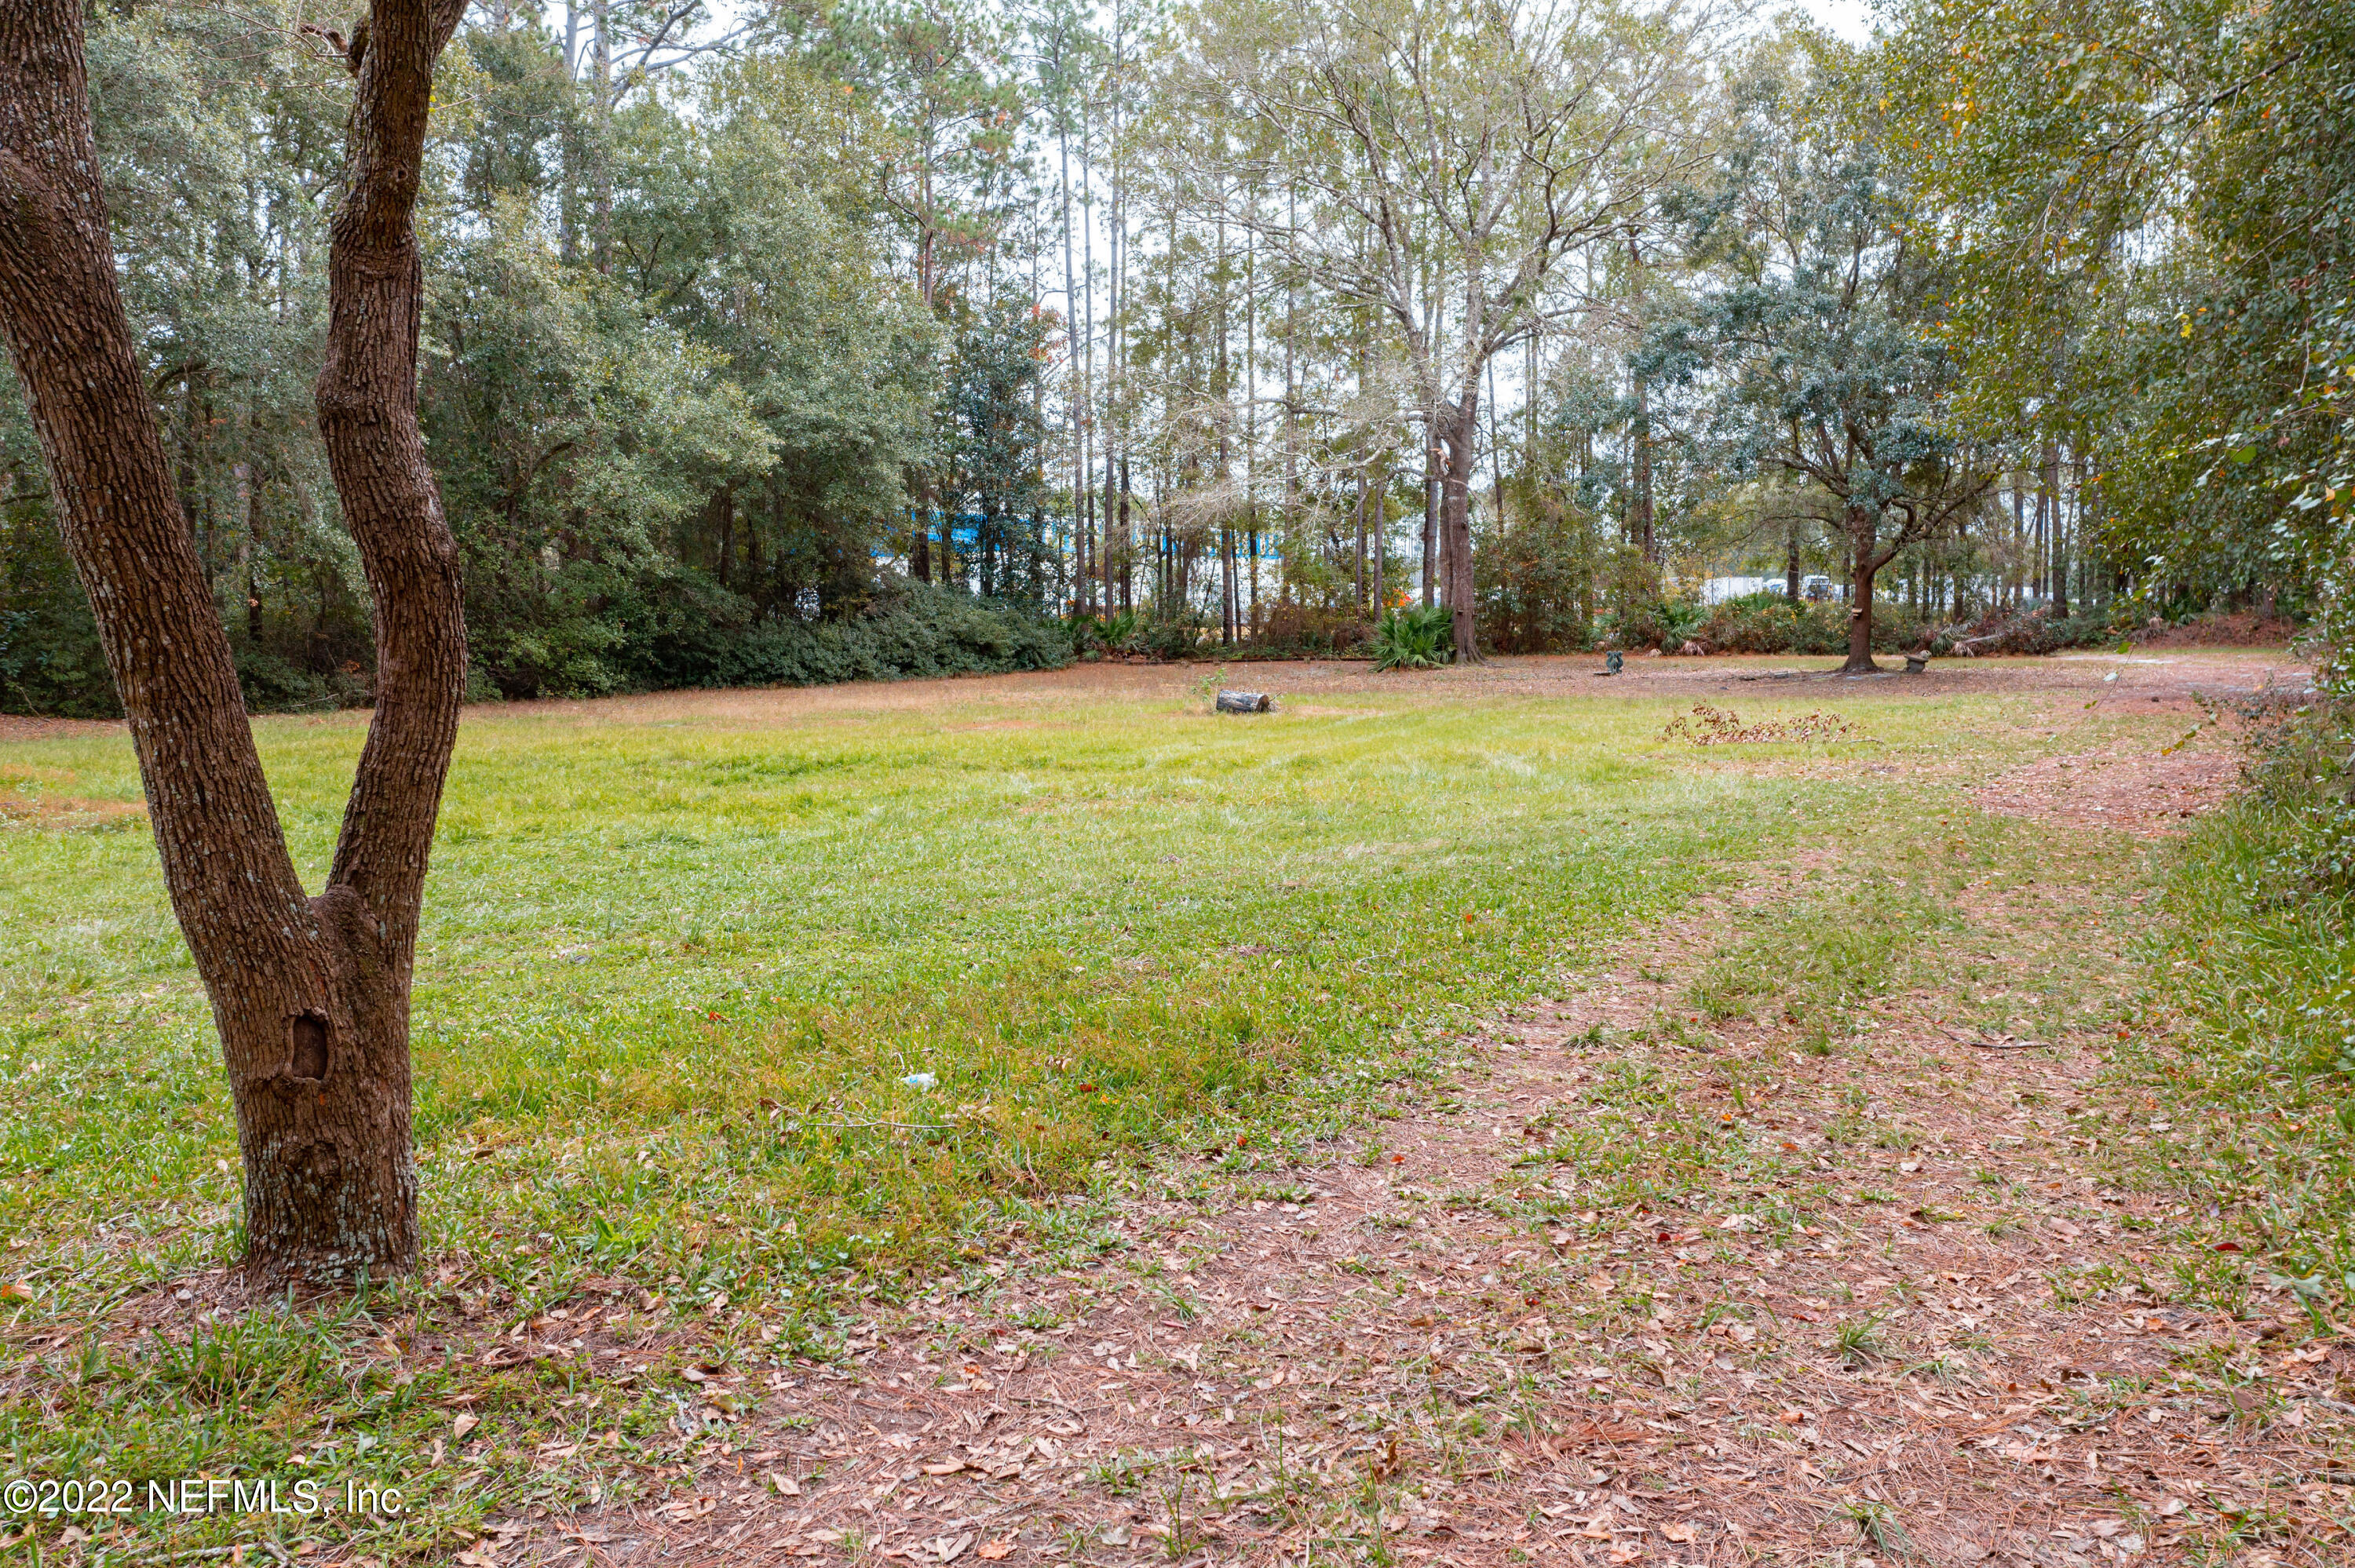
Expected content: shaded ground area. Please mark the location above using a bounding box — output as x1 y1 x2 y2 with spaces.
2131 614 2298 650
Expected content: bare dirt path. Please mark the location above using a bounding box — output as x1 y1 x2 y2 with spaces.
482 668 2348 1568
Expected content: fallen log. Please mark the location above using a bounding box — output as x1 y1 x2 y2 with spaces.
1215 691 1272 713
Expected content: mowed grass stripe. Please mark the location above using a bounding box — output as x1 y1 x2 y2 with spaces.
0 684 1824 1300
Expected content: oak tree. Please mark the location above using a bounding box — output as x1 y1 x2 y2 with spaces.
0 0 469 1278
1701 51 1990 670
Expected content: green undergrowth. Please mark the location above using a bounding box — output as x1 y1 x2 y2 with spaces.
2129 702 2355 1317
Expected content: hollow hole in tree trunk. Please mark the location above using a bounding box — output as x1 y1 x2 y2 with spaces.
289 1012 330 1081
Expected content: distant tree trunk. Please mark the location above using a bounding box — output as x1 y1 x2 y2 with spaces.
1421 436 1438 607
1221 523 1236 644
1247 523 1258 635
714 487 734 590
0 0 468 1281
2042 440 2065 616
2065 449 2086 616
1103 438 1118 618
2010 473 2026 611
236 459 262 644
1437 387 1481 663
560 0 580 260
1628 233 1655 577
1631 376 1654 571
1118 455 1131 613
1059 125 1081 614
1843 505 1882 673
1577 472 1594 640
1353 466 1367 611
590 0 612 275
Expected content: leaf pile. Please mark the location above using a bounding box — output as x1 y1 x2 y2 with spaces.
1658 703 1861 745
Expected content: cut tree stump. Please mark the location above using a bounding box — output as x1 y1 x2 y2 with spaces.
1215 691 1272 713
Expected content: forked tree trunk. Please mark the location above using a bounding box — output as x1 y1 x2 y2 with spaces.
0 0 468 1282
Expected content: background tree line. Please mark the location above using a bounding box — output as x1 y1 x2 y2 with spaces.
1 0 2343 713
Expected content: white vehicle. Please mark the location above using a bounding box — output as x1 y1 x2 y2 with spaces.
1698 574 1788 604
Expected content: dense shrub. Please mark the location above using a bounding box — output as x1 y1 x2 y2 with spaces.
2133 611 2298 648
1548 593 2156 658
0 512 113 716
640 582 1072 691
232 647 372 713
2212 696 2355 908
1059 603 1370 662
1943 607 2112 655
1628 593 2110 656
1689 594 1849 654
1373 605 1454 669
1128 617 1207 659
1254 602 1373 656
1063 609 1217 659
1608 599 1711 651
1063 609 1141 655
1600 593 1948 655
2 505 378 717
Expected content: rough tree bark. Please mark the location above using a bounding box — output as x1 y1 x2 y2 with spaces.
1437 389 1481 664
1844 505 1893 674
0 0 469 1281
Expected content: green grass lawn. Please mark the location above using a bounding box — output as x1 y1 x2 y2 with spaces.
5 681 1782 1286
0 668 2217 1557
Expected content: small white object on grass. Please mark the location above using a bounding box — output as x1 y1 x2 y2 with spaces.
902 1072 937 1090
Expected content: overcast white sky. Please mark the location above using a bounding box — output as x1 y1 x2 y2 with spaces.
1795 0 1876 42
